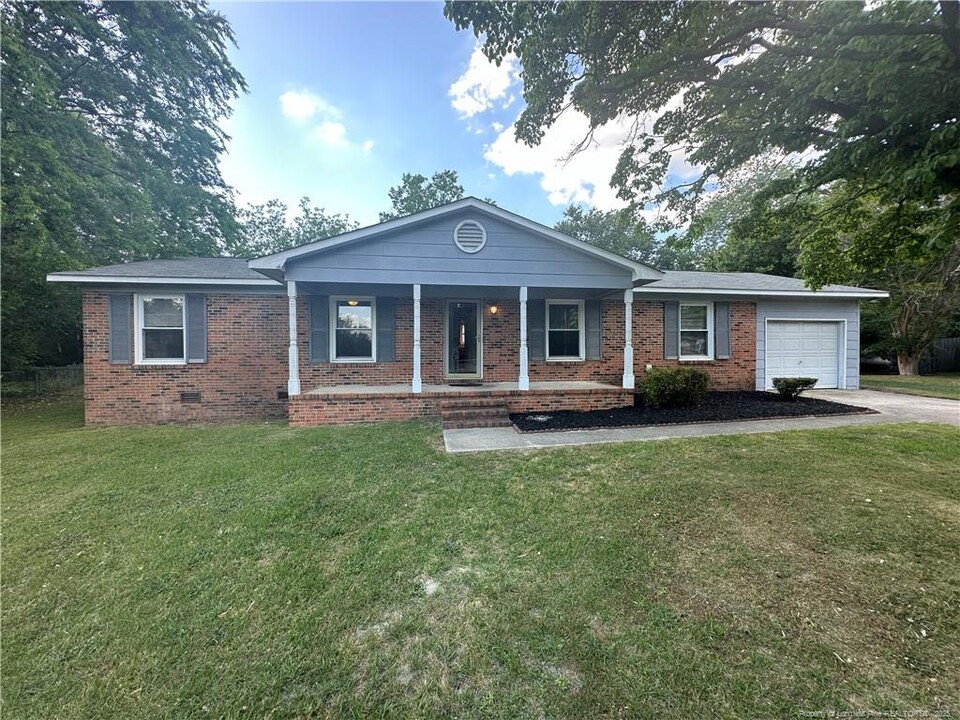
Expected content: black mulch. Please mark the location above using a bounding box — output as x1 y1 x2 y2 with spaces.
510 391 876 433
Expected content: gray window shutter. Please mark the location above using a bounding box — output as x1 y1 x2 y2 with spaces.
185 293 207 363
376 297 395 362
715 302 731 360
663 301 679 359
309 295 329 362
585 299 602 360
108 294 132 365
527 299 546 361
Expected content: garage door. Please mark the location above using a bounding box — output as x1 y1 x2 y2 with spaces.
766 321 841 389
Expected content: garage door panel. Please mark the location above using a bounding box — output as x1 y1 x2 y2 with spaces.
766 321 841 389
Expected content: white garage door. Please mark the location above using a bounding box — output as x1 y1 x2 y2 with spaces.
766 321 841 389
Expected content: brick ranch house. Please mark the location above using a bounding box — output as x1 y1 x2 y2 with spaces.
48 198 887 427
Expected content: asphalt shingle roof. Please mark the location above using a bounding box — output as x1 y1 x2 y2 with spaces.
50 257 270 282
641 271 882 295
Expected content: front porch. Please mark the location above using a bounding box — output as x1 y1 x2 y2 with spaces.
289 380 634 427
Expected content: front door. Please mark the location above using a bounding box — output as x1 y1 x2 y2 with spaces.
445 300 482 378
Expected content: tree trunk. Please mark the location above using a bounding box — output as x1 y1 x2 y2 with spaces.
897 351 921 376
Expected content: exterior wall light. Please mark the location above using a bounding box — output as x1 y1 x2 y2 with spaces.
489 305 499 315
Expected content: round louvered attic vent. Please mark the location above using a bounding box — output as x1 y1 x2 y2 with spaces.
453 220 487 254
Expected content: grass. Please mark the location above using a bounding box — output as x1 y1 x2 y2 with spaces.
2 395 959 719
861 372 960 400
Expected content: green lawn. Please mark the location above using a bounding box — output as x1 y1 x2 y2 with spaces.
3 395 959 719
861 372 960 400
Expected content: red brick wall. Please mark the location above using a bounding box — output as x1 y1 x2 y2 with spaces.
82 291 288 425
633 300 757 391
82 291 757 425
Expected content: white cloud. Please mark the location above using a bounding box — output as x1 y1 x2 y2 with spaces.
279 89 341 122
449 44 520 118
485 94 704 217
312 121 349 148
279 89 374 153
485 110 637 211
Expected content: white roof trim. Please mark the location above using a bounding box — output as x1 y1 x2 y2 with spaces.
47 273 281 286
248 197 663 282
634 286 888 299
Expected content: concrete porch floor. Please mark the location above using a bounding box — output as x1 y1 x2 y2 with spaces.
304 380 623 396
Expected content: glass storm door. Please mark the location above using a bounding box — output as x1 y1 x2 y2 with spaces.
445 301 481 378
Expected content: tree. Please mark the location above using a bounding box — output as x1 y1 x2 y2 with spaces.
230 198 358 258
798 189 960 375
1 1 246 369
445 1 960 230
379 170 466 221
681 159 801 274
554 204 697 270
554 206 657 264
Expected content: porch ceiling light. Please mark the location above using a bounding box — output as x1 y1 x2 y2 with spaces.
346 299 359 306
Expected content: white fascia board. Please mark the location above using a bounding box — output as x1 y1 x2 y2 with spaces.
47 273 281 286
249 197 662 282
634 286 889 299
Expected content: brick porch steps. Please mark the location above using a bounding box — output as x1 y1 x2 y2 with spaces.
440 397 513 430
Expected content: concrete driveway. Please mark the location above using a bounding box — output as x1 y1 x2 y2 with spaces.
443 389 959 454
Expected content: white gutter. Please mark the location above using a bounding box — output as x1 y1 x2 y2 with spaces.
47 273 281 286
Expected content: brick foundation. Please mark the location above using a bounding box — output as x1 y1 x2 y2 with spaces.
289 387 634 427
82 291 757 426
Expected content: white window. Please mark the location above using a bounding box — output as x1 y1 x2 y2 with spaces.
136 294 185 364
679 302 713 360
546 300 585 361
330 297 376 362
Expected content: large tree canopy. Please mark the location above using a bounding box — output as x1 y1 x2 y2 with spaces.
379 170 466 222
445 1 960 228
1 1 245 369
230 198 357 258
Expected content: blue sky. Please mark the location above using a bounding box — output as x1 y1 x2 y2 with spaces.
212 2 675 228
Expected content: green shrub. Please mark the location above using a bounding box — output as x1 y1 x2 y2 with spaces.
640 367 710 408
772 377 818 400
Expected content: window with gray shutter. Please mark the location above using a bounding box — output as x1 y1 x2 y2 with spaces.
376 297 395 362
109 294 133 364
527 299 546 361
585 299 602 360
663 301 679 359
715 302 731 360
185 294 207 363
309 295 329 362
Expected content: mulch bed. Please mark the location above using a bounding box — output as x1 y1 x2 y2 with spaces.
510 391 876 433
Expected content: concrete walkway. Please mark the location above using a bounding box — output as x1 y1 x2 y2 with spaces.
442 389 959 454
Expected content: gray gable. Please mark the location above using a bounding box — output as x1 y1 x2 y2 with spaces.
283 208 635 289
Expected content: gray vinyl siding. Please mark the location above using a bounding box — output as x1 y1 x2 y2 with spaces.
284 212 633 289
756 299 861 390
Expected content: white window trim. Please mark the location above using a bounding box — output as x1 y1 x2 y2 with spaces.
679 301 714 361
135 293 186 365
329 296 377 363
545 299 586 362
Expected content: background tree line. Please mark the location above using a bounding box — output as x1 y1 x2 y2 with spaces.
4 1 958 375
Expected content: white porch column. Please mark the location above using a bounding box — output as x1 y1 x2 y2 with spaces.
518 286 530 391
287 280 301 396
412 283 422 394
622 288 635 389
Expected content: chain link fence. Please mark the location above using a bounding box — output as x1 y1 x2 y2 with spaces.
2 364 84 398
